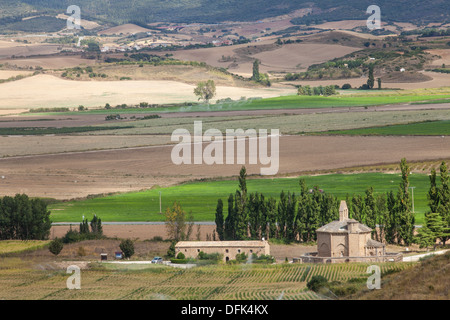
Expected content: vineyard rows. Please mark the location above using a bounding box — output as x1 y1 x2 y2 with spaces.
0 260 415 300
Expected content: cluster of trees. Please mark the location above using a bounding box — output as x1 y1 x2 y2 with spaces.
0 194 51 240
214 167 340 243
297 85 337 96
251 60 271 87
345 159 415 246
165 201 195 242
215 159 447 248
416 161 450 248
62 215 104 243
402 28 450 38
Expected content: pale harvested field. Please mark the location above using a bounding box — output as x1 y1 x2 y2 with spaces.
0 74 295 109
0 56 98 69
56 14 100 30
91 64 251 86
98 23 151 35
0 70 32 79
0 135 449 200
313 20 368 30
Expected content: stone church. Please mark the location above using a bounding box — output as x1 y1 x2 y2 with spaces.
299 200 402 263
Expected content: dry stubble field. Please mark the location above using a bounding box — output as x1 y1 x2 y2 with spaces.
0 134 449 200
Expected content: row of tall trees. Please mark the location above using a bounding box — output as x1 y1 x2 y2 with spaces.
0 194 51 240
416 161 450 248
215 159 448 247
345 159 415 245
215 167 340 243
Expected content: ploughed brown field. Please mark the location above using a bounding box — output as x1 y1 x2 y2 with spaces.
0 134 449 200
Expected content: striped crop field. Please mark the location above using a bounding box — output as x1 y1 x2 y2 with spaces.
0 259 415 300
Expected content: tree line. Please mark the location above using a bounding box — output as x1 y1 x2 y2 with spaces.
0 194 51 240
215 159 450 247
215 166 340 243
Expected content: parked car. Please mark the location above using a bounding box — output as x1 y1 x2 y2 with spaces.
151 256 163 264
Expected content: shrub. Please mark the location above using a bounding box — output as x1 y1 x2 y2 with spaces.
167 241 176 258
198 251 222 262
341 83 352 89
48 238 64 256
176 252 186 260
119 239 135 259
77 246 87 257
170 258 189 264
307 275 328 292
235 252 247 263
62 227 80 243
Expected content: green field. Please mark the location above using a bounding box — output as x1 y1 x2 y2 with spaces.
317 120 450 136
49 173 433 225
28 93 450 116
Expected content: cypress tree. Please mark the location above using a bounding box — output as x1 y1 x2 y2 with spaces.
396 158 415 246
215 199 224 241
438 162 450 244
428 168 440 213
224 193 236 240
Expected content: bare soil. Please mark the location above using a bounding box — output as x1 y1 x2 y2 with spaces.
0 135 449 200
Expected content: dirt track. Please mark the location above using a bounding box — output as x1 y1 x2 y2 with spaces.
1 135 449 199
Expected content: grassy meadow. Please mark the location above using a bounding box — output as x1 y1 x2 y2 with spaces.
0 240 50 255
24 91 450 116
49 172 434 225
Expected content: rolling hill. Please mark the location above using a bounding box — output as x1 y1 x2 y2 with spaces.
1 0 449 26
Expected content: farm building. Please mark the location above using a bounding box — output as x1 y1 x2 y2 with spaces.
175 240 270 262
298 201 402 263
